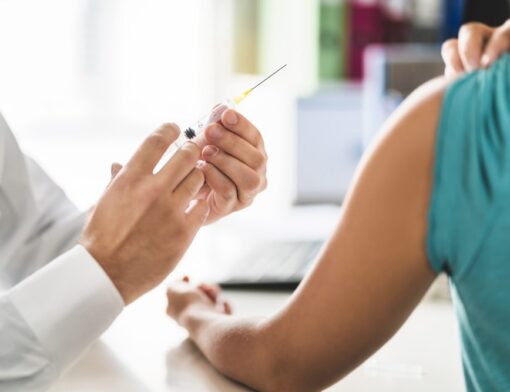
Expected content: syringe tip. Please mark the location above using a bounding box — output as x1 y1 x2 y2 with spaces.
233 89 252 105
232 64 286 105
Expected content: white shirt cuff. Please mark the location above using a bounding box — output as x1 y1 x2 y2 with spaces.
7 245 124 372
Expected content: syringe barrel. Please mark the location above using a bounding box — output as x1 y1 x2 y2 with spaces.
186 99 236 141
163 132 189 159
161 99 236 163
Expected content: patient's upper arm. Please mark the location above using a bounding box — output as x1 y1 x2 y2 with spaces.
261 77 450 391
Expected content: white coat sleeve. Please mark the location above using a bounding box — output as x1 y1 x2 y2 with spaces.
0 114 124 391
0 245 124 391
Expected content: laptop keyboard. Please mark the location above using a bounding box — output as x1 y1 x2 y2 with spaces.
219 240 324 289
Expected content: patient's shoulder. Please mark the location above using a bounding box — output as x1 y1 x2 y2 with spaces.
386 76 448 134
365 76 448 163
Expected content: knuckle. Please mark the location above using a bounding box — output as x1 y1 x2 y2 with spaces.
180 183 194 198
459 22 480 37
221 181 237 200
493 28 510 43
114 170 134 187
441 39 457 54
157 122 180 138
254 131 263 146
218 180 236 199
238 194 254 208
183 169 204 194
253 151 266 168
147 179 164 199
245 174 262 192
179 143 201 163
193 167 205 183
204 123 217 139
146 132 170 151
261 178 268 191
189 169 205 192
223 131 238 150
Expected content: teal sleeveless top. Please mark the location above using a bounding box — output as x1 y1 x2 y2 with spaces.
428 53 510 391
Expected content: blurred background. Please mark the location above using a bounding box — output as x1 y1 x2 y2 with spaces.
1 0 508 207
1 0 508 210
3 1 508 390
1 0 508 283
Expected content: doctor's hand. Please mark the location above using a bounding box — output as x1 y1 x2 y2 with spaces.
197 109 267 224
80 124 209 305
442 20 510 77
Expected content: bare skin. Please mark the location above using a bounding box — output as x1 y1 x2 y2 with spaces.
166 76 447 391
199 109 268 224
442 20 510 77
80 108 268 305
165 19 510 391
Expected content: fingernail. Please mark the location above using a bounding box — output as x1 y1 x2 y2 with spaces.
208 125 223 140
481 54 492 67
202 145 219 159
224 110 238 126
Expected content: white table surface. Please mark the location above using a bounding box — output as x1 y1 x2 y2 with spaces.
50 284 465 392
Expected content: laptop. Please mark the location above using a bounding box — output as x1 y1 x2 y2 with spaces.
218 239 324 290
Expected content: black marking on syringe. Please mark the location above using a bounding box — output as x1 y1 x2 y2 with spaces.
185 128 197 139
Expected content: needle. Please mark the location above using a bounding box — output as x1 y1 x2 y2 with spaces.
233 64 288 104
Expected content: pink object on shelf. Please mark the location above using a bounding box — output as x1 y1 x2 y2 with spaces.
346 1 410 80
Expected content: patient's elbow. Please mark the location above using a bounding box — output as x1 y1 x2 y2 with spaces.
259 353 345 392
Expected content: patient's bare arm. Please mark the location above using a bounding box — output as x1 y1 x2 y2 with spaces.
166 77 447 392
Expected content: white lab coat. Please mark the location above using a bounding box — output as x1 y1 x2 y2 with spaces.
0 114 124 391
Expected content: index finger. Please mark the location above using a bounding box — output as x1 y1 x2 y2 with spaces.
126 123 179 174
458 22 493 71
481 20 510 67
441 39 464 75
157 142 202 189
217 109 264 148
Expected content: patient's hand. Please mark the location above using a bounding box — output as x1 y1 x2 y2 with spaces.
166 278 232 326
197 109 267 224
442 20 510 77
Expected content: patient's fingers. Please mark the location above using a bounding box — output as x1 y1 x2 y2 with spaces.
482 21 510 67
441 39 464 76
458 22 493 71
199 284 218 303
223 301 232 315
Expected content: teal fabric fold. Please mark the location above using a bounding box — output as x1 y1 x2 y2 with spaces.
428 53 510 391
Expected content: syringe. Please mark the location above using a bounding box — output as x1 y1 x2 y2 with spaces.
164 64 287 158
